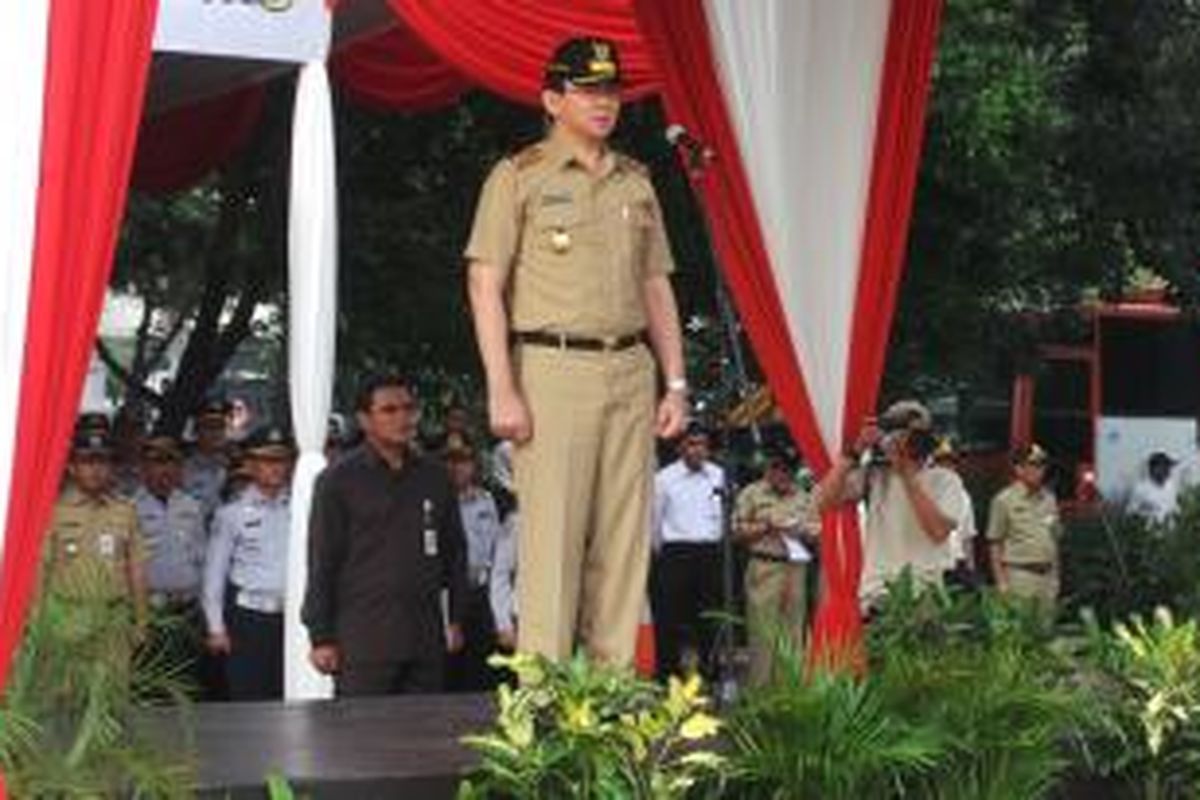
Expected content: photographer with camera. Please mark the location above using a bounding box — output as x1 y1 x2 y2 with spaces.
813 400 966 613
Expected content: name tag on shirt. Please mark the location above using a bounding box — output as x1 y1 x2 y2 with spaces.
98 533 117 559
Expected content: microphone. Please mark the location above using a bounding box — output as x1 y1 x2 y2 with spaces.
665 124 715 168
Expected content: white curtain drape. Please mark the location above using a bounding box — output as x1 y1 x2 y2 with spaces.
0 0 51 569
284 59 337 700
703 0 890 451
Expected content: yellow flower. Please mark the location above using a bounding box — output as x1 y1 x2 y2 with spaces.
679 712 721 741
666 673 705 718
562 698 598 732
496 684 535 748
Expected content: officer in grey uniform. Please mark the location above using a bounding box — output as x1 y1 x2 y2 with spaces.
202 426 294 700
133 432 208 693
445 441 505 690
185 399 231 520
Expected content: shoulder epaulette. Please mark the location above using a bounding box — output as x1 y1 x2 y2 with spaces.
616 152 650 178
512 143 547 171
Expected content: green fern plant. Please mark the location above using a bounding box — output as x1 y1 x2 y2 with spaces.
869 576 1097 800
724 667 943 799
0 588 195 798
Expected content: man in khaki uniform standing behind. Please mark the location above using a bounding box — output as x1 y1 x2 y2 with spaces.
465 37 687 666
987 443 1061 614
43 431 149 666
733 448 819 686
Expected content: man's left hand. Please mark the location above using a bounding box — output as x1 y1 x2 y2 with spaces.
446 623 465 654
884 431 919 476
655 392 688 439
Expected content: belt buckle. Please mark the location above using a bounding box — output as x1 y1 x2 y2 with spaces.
602 335 618 351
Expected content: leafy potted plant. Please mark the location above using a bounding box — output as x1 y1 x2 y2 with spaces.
458 652 725 799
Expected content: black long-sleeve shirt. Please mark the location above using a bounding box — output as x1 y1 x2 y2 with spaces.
301 444 469 665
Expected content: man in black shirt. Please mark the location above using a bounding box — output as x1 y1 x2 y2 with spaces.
302 374 469 696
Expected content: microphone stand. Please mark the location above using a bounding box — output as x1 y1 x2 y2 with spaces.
667 126 761 707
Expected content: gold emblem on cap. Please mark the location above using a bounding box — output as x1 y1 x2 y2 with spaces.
550 228 572 254
588 60 617 78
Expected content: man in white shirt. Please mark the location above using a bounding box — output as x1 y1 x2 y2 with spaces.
814 400 965 613
488 440 518 652
932 438 978 585
1127 451 1179 525
650 424 725 681
446 441 506 691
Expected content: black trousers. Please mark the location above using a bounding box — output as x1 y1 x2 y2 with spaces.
225 605 283 701
446 585 499 692
650 542 723 682
336 658 445 698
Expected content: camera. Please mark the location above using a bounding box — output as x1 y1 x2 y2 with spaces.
868 402 937 466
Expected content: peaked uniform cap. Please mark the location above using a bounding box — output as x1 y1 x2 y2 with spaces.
243 426 296 457
544 37 622 88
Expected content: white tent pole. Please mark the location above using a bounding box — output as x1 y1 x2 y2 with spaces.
0 0 51 573
284 58 338 701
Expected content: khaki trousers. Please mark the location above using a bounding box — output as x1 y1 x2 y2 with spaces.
1004 564 1059 618
512 343 656 666
744 557 807 687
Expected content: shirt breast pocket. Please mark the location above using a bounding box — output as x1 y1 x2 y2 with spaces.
618 198 655 275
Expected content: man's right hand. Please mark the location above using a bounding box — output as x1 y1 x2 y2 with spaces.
206 632 232 655
309 644 341 675
852 417 884 457
489 388 533 444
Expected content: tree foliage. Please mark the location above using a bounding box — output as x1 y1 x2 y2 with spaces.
108 76 294 433
890 0 1200 398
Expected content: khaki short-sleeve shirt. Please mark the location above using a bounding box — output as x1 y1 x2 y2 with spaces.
733 479 819 559
986 482 1060 565
43 488 144 602
465 137 675 338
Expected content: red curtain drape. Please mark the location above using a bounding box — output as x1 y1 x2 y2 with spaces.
635 0 943 666
131 83 265 194
634 0 849 661
331 23 471 112
812 0 944 662
0 0 159 709
631 1 831 473
387 0 660 106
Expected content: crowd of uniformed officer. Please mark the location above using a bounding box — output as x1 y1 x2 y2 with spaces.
41 396 520 702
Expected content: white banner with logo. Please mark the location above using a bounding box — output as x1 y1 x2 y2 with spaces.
153 0 331 63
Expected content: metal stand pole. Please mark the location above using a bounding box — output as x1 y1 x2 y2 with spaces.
668 133 762 706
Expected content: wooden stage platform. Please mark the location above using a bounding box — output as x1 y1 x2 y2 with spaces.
144 694 495 798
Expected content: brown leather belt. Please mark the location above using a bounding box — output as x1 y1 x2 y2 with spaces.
512 330 646 352
749 550 792 565
1006 562 1055 575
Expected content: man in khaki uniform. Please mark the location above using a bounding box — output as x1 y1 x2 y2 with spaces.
987 443 1061 613
42 431 148 664
465 37 687 666
733 448 819 686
